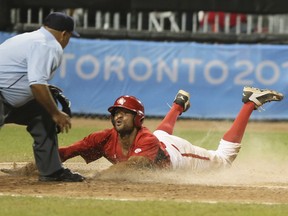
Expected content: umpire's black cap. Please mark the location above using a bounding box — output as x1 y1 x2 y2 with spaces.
44 12 80 37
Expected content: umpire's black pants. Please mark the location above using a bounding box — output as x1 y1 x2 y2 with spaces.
0 94 63 176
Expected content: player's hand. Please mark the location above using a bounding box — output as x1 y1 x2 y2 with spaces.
52 111 71 133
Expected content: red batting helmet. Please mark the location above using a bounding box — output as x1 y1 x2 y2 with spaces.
108 95 145 128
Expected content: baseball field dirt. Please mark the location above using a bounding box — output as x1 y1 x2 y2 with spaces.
0 118 287 204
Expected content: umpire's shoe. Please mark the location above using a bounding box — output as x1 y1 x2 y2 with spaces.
173 90 190 113
242 86 284 110
39 168 85 182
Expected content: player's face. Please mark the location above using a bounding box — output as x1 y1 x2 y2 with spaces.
112 108 136 134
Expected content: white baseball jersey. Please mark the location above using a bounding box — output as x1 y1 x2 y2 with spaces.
0 27 63 107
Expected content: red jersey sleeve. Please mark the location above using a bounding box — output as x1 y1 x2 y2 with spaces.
59 128 114 163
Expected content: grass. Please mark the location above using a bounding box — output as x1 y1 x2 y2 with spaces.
0 119 288 216
0 122 101 162
1 120 287 162
0 124 34 161
1 196 288 216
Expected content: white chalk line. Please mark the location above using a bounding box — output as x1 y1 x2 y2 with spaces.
0 192 286 205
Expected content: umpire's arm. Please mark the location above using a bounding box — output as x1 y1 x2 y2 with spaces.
30 84 71 133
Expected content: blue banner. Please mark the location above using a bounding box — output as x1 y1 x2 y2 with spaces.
1 32 288 119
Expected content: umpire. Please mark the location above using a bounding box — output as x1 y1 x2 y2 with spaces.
0 12 84 182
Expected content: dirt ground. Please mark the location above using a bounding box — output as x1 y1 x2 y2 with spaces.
0 119 288 204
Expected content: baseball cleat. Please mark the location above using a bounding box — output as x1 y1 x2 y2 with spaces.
242 86 284 109
173 90 190 112
39 168 85 182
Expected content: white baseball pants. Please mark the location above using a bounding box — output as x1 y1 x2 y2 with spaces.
153 130 241 171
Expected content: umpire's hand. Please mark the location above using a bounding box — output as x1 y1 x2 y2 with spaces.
30 84 72 133
52 110 71 133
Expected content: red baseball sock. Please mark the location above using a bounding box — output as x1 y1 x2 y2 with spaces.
222 102 255 143
155 103 183 135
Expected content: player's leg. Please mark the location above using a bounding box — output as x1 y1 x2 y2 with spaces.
154 89 216 170
223 87 283 143
222 102 254 144
217 86 284 164
155 90 190 134
214 103 254 166
154 129 222 170
154 89 227 170
155 86 284 171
